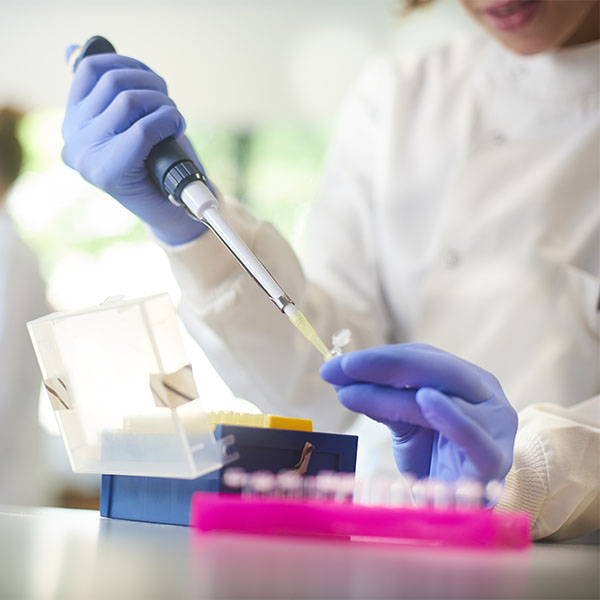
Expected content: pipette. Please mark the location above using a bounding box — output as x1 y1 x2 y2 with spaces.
70 36 330 358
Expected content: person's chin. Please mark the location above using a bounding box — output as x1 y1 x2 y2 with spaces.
494 34 552 55
480 23 560 55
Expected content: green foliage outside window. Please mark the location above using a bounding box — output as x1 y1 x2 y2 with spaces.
13 109 329 277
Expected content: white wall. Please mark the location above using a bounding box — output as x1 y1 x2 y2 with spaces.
0 0 475 125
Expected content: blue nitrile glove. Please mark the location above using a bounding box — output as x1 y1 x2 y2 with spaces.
320 343 518 483
61 52 209 245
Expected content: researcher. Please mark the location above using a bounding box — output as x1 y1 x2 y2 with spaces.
0 107 49 505
61 0 599 540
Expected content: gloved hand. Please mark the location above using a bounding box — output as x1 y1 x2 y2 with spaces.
62 52 209 245
320 343 518 483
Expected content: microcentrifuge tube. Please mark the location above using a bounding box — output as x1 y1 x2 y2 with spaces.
325 328 352 361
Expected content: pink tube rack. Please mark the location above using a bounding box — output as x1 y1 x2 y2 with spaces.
190 492 530 549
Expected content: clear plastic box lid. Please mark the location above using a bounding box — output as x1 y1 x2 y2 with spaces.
28 293 235 479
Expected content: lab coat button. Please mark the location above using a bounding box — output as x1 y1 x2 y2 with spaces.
443 250 460 268
491 132 507 145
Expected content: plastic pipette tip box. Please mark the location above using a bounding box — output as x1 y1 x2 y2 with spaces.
189 492 531 549
100 423 358 526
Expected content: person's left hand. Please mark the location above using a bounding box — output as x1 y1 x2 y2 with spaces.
320 343 518 483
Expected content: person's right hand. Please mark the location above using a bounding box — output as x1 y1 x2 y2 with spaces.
62 53 209 245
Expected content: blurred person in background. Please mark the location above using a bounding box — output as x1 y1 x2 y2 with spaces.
0 107 49 505
62 0 598 539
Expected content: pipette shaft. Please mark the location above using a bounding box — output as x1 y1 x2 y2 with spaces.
180 182 292 311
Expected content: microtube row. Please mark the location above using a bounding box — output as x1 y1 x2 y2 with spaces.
223 468 504 509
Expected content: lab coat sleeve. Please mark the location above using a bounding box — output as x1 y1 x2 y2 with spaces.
159 60 394 433
495 397 600 541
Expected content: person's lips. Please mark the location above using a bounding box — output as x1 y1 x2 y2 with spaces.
481 0 542 31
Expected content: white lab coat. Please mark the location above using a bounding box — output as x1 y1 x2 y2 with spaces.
161 35 599 539
0 207 48 504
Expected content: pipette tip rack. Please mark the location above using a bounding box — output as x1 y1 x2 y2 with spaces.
100 424 358 526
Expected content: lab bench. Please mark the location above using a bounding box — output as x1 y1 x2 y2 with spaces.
1 506 598 600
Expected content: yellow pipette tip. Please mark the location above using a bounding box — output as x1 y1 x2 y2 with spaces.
286 306 330 358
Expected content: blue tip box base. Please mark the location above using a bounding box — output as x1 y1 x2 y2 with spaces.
100 424 358 526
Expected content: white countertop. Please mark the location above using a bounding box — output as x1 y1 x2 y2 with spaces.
1 506 598 599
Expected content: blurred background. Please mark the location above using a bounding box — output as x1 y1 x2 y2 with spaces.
0 0 476 508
